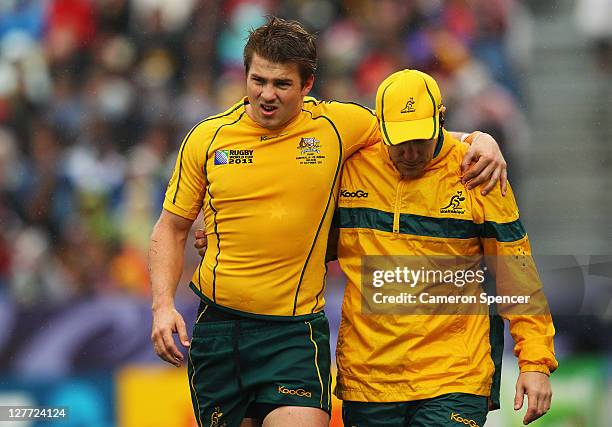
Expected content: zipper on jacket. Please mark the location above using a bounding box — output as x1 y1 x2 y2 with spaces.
393 180 404 233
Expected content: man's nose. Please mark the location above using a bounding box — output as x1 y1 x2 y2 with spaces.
261 84 276 101
403 145 419 161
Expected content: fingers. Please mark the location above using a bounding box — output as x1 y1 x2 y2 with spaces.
460 149 478 175
520 386 552 424
151 310 187 367
538 390 551 417
177 317 191 348
463 157 494 190
523 392 540 425
152 331 181 367
500 164 508 196
162 329 184 365
462 155 489 185
479 166 500 195
515 372 553 424
193 229 208 257
470 161 497 194
463 155 507 195
523 392 551 425
194 242 207 257
536 385 552 420
514 382 525 411
461 131 508 195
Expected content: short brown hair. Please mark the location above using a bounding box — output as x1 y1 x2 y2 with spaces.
244 16 317 85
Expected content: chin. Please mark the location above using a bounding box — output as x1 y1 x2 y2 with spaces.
262 119 283 130
258 115 279 128
400 169 424 179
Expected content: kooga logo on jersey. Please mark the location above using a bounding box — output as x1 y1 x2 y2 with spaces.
341 189 368 198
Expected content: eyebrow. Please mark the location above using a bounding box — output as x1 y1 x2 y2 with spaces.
250 74 293 85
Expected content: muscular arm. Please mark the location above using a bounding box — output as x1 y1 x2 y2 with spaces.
149 209 194 367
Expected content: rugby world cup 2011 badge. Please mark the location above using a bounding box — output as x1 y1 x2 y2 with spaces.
214 149 254 165
214 149 229 165
296 137 325 165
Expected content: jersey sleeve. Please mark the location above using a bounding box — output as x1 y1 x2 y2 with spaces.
324 101 381 157
163 122 210 220
472 184 559 375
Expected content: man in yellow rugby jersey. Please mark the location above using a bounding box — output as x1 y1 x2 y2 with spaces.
334 70 557 426
150 17 507 427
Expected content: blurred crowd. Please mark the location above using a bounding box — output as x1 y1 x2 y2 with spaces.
0 0 532 307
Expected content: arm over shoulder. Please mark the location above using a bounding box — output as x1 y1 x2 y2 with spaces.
318 100 381 157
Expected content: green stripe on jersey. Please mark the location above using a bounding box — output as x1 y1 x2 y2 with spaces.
337 207 525 242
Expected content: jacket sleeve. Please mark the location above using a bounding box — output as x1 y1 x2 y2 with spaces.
472 184 558 375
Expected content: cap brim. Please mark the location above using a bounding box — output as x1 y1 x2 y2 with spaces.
381 116 439 146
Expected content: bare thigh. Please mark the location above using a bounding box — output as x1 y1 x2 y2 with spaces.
262 406 329 427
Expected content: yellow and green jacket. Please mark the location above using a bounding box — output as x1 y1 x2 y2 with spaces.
163 97 379 318
334 132 557 404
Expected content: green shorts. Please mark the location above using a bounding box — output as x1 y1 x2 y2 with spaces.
188 302 332 427
342 393 488 427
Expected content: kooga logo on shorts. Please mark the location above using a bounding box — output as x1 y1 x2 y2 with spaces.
450 412 480 427
341 189 368 198
278 386 312 398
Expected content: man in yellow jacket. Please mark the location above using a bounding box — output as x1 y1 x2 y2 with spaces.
334 70 557 426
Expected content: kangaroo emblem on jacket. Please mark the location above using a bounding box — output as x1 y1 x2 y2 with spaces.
440 190 466 214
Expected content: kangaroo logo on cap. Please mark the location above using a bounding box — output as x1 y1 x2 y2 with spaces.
401 97 416 114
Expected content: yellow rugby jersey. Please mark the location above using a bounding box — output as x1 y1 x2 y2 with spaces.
334 132 557 403
163 97 379 318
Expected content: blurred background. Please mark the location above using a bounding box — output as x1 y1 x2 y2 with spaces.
0 0 610 426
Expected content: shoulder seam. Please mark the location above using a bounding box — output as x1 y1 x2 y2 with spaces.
197 102 246 128
208 102 245 120
328 100 376 117
303 98 322 106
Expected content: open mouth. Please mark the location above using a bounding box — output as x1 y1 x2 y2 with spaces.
260 104 278 115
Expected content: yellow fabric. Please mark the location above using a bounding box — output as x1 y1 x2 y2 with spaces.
334 133 558 402
163 97 379 317
375 69 443 145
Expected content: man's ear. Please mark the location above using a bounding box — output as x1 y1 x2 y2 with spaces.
301 75 315 96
